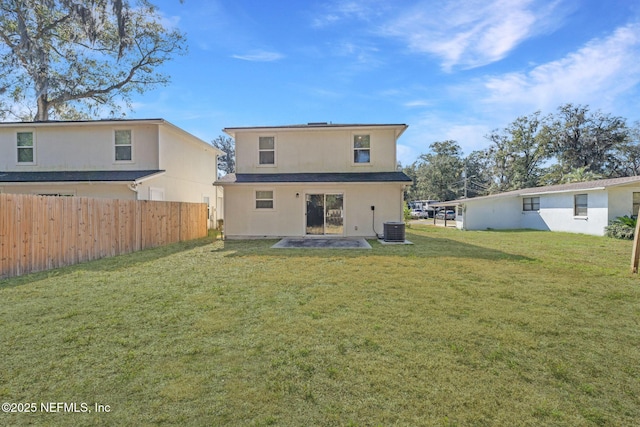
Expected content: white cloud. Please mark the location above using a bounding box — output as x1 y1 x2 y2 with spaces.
443 124 492 150
312 0 384 28
404 100 432 108
231 50 285 62
380 0 564 71
396 22 640 165
482 22 640 113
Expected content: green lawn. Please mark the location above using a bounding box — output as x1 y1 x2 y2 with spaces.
1 225 639 426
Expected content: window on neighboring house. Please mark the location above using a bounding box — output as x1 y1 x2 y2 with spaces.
353 134 370 163
633 192 640 217
203 196 211 220
115 129 132 161
574 194 588 216
523 196 540 211
259 136 275 165
255 190 274 209
17 131 34 163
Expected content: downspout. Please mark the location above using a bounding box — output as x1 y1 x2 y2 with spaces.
127 171 166 199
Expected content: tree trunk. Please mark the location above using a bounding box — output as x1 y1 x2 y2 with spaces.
35 95 49 121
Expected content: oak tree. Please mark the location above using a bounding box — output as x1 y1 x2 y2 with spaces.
0 0 186 121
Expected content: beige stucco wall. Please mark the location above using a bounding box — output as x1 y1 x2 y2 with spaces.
156 125 221 226
234 127 399 173
223 182 404 238
0 123 159 171
0 120 223 228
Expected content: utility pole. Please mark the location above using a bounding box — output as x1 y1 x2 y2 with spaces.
462 168 468 198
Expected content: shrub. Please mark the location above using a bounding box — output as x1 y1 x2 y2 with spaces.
605 216 637 240
403 204 412 223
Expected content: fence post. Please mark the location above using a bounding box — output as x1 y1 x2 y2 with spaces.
631 218 640 273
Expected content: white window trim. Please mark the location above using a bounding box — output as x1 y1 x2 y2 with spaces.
522 196 540 212
352 133 371 166
255 188 275 210
114 128 134 164
574 193 588 218
16 129 36 165
257 135 276 168
633 192 640 217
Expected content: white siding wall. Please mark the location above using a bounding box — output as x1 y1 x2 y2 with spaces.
608 187 638 221
224 183 404 239
459 197 523 231
461 189 619 236
536 190 608 235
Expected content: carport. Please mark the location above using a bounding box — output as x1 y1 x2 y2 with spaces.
429 201 462 228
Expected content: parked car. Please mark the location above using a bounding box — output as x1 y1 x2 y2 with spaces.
436 210 456 220
411 209 427 219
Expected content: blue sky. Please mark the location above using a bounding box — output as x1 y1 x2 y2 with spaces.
131 0 640 166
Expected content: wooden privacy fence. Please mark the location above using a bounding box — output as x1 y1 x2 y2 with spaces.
0 194 208 279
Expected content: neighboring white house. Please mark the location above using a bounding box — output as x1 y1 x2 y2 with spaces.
438 176 640 236
0 119 224 227
217 123 412 239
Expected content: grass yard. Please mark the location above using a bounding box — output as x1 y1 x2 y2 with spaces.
1 225 639 426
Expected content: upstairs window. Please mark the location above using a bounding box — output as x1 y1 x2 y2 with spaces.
574 194 588 216
353 134 370 163
523 197 540 211
17 131 34 163
259 136 275 165
256 190 274 209
115 129 132 161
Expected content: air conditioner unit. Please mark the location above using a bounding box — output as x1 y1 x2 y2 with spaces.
383 222 405 242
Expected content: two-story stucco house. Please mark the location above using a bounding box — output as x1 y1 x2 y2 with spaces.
0 119 224 227
218 123 412 239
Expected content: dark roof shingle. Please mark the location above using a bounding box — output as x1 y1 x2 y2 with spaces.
0 170 165 183
434 175 640 205
218 172 412 184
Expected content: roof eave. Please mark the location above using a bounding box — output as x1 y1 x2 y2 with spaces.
223 123 408 138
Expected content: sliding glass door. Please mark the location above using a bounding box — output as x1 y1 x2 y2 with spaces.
306 193 344 235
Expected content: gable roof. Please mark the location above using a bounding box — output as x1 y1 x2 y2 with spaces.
0 170 165 183
434 175 640 206
217 172 412 184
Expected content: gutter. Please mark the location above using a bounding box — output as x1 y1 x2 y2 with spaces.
524 186 606 196
128 171 166 193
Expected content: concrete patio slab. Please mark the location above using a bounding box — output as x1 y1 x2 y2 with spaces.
272 238 372 249
377 239 413 245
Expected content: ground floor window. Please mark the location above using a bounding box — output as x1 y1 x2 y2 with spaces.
523 196 540 211
256 190 274 209
633 192 640 217
574 194 588 216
